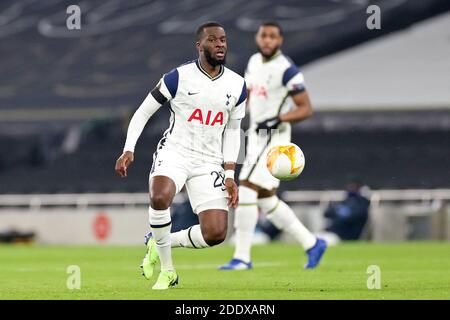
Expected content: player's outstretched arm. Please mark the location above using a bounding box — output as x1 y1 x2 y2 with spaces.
278 90 313 123
278 65 313 123
115 90 163 177
222 118 242 208
255 90 313 133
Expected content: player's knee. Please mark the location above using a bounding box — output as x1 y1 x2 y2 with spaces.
258 195 279 214
202 224 227 246
150 192 172 210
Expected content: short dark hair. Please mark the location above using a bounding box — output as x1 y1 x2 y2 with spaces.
260 21 283 36
196 21 224 40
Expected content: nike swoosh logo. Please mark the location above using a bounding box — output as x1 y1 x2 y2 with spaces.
188 91 199 95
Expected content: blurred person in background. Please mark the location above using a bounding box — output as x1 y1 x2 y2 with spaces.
317 176 371 245
241 176 371 246
219 21 326 271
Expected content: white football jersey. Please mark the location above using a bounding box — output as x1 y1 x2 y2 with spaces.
156 59 246 165
245 51 306 128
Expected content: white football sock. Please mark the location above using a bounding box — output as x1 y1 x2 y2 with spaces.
232 186 258 263
171 224 209 248
259 196 316 250
148 206 174 271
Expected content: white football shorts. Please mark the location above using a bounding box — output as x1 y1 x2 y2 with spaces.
149 147 228 214
239 123 291 190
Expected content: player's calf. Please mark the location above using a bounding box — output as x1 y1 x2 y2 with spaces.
170 224 226 248
170 209 228 249
202 223 227 246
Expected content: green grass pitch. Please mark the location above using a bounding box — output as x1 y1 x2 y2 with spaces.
1 242 449 300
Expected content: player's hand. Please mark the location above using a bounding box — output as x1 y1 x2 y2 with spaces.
225 178 238 209
255 116 281 132
115 151 134 177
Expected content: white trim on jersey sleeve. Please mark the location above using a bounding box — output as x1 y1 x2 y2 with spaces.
158 79 172 101
285 71 306 94
158 67 179 101
230 81 247 120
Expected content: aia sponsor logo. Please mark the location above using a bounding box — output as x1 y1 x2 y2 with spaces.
188 108 223 126
250 84 268 98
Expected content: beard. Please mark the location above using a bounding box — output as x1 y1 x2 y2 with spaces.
204 47 226 67
258 45 280 59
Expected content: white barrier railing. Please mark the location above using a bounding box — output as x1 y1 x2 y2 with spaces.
0 192 187 210
1 189 449 210
282 189 450 203
0 190 449 242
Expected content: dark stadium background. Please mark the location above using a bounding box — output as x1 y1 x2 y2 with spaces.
1 0 449 194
